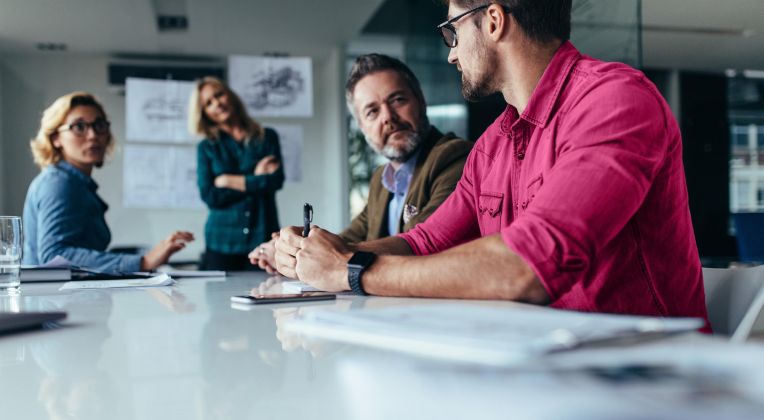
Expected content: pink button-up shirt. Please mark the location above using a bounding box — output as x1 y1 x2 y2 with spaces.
400 42 707 320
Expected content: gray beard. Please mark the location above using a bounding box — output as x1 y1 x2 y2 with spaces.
379 130 421 163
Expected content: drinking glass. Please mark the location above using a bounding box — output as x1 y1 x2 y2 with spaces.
0 216 23 292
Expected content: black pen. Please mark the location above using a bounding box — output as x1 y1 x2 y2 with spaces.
303 203 313 237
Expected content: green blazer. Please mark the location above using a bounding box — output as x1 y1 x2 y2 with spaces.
340 127 472 243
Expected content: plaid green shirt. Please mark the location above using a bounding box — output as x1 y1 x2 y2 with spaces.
197 128 284 255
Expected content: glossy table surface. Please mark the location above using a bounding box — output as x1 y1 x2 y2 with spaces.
1 271 764 420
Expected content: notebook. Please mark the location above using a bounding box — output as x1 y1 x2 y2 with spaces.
0 312 67 334
19 266 72 282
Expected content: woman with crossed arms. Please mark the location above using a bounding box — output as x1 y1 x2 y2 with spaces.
189 77 284 270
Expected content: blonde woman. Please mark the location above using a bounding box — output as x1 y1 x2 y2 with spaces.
189 77 284 270
23 91 194 272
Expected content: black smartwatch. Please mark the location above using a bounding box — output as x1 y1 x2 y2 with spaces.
347 251 376 295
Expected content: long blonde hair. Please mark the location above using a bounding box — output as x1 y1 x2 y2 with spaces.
30 91 114 169
187 76 264 141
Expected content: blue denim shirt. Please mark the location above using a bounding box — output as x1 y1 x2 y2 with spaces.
381 150 419 235
22 160 142 272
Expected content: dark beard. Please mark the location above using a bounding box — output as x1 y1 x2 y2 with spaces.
460 38 495 102
461 72 494 102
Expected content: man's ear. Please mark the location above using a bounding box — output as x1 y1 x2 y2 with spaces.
486 4 509 43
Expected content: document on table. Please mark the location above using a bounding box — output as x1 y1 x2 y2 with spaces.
59 273 175 290
285 304 705 367
281 280 321 293
158 269 226 278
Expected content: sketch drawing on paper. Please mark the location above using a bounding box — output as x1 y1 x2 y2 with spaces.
125 77 195 142
141 97 185 121
228 56 313 117
246 66 305 110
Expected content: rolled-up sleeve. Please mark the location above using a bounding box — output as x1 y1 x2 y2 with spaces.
399 150 482 255
502 76 670 301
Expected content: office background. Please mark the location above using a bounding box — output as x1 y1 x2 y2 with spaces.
1 0 764 263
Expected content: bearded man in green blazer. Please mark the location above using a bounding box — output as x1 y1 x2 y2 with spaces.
250 54 472 272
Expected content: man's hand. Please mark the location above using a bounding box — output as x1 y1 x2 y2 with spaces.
295 226 354 292
254 155 280 175
248 233 278 274
274 226 303 278
213 174 245 191
141 231 195 271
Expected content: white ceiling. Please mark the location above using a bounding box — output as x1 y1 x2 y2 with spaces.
0 0 385 58
0 0 761 72
642 0 764 71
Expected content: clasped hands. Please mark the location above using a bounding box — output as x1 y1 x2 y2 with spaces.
266 226 354 292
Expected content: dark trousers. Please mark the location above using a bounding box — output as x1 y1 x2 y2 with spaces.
200 249 260 271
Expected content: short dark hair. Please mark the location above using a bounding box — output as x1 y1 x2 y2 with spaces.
345 54 427 115
447 0 572 43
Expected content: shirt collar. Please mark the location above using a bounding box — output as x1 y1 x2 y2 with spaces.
55 160 99 192
381 148 420 194
501 41 581 133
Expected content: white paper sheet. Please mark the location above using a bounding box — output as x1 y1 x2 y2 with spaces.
228 55 313 117
158 270 226 278
126 78 196 143
122 144 204 209
270 124 303 182
281 280 320 293
59 274 174 290
286 304 705 367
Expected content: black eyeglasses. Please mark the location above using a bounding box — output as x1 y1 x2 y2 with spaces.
436 4 513 48
58 119 111 137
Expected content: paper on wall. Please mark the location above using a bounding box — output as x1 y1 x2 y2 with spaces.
123 144 204 209
228 55 313 117
126 78 196 143
270 124 303 182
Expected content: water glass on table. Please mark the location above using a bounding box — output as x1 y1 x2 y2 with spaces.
0 216 22 293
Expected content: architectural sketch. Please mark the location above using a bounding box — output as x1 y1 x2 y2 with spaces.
123 144 204 209
125 77 196 142
246 66 305 110
228 56 313 117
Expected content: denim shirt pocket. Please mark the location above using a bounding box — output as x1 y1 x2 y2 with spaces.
478 192 504 236
521 174 544 210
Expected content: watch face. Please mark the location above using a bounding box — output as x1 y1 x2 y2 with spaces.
348 251 375 269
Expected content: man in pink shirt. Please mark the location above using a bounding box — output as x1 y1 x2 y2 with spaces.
274 0 707 319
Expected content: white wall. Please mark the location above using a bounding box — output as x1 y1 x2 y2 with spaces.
0 59 4 214
0 50 347 261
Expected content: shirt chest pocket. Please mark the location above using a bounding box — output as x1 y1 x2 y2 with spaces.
521 174 544 211
478 192 504 236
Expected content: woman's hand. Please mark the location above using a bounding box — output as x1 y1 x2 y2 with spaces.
140 231 195 271
214 174 245 191
254 155 280 175
248 233 279 274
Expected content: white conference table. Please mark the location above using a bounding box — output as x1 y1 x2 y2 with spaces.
1 271 764 420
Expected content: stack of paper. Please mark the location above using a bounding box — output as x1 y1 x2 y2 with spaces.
284 304 704 367
59 273 175 290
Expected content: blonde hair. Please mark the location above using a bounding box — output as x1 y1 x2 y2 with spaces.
187 76 264 141
29 91 114 169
